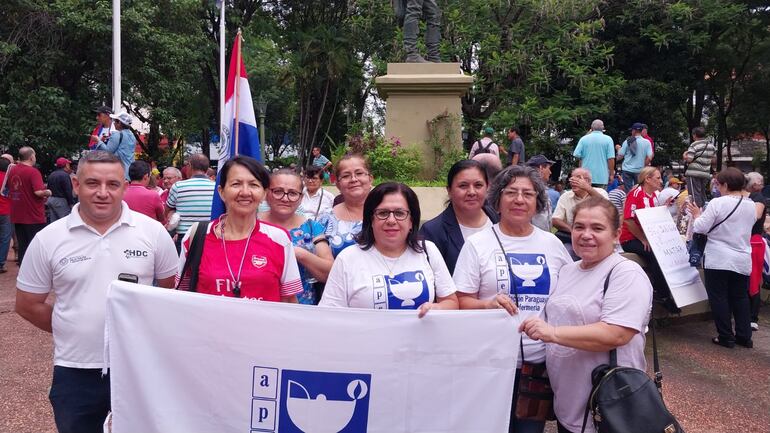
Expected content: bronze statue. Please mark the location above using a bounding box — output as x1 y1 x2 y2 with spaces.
393 0 441 63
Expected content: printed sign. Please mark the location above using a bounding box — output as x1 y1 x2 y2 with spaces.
635 206 708 307
105 282 520 433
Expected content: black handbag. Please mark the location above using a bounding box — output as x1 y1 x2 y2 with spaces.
581 263 684 433
687 196 743 267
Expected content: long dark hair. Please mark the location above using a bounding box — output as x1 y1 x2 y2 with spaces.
356 182 423 253
219 155 271 189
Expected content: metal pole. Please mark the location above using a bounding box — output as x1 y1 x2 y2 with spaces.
259 112 266 162
233 30 242 155
112 0 121 113
219 0 225 156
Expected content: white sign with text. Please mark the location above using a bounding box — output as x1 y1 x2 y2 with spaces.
636 206 708 307
105 281 520 433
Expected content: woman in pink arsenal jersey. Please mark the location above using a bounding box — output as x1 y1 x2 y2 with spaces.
176 156 302 302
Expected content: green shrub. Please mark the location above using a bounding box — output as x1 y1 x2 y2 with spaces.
366 136 422 182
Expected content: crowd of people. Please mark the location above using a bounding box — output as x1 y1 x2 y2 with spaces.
5 113 767 433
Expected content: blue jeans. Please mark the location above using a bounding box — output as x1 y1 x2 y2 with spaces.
621 170 639 192
49 366 111 433
509 368 547 433
0 215 10 267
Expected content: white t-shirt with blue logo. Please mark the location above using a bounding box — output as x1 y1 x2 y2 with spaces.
320 241 456 310
453 225 572 365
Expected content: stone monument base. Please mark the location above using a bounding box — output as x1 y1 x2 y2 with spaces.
375 63 473 179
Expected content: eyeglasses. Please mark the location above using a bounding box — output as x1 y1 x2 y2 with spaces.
270 188 301 202
338 170 370 183
373 209 410 221
502 189 538 200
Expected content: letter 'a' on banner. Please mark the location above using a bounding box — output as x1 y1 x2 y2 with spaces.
212 29 262 219
105 282 520 433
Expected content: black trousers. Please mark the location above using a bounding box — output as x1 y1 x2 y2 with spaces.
621 239 673 299
14 223 46 265
704 268 752 343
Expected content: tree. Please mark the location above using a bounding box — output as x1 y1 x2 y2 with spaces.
442 0 623 156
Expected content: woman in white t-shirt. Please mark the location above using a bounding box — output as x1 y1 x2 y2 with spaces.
519 197 652 433
317 154 372 257
687 167 757 349
453 165 572 433
320 182 458 316
419 159 499 275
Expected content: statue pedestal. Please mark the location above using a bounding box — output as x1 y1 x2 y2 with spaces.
375 63 473 178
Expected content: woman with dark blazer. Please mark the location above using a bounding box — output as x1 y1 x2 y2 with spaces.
419 160 499 274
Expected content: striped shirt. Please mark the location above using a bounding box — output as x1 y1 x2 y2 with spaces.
684 139 716 179
166 175 215 237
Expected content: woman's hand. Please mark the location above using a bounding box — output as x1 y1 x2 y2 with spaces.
485 294 518 316
686 201 702 219
519 317 557 343
417 302 438 318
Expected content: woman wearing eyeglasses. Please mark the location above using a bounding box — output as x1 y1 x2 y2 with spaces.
259 169 333 304
317 154 373 257
320 182 458 316
176 156 302 302
453 165 571 433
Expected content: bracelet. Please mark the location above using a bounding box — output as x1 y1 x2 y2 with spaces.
312 236 328 245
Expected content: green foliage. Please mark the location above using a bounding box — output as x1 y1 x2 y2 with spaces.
334 132 423 182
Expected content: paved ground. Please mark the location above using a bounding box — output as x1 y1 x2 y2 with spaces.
2 259 769 433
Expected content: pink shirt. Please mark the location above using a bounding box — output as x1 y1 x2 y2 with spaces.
123 184 166 224
177 217 303 301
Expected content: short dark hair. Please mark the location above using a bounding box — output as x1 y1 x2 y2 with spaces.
356 182 423 253
128 160 151 181
715 167 746 192
446 159 488 188
189 153 210 172
692 126 706 139
305 165 324 179
508 126 520 134
0 158 9 172
219 155 271 191
78 150 122 176
573 196 620 232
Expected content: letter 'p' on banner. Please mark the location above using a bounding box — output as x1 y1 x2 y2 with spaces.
104 282 520 433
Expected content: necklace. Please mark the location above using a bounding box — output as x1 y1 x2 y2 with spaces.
375 247 407 278
220 214 257 298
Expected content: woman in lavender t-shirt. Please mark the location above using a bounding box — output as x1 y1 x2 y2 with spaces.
520 197 652 433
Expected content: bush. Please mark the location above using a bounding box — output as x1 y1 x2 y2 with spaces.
334 132 423 183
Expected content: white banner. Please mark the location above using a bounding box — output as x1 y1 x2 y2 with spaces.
105 282 520 433
635 206 708 307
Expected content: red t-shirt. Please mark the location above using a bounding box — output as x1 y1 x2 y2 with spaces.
123 184 166 224
0 171 9 215
8 164 46 224
620 186 658 243
177 218 303 300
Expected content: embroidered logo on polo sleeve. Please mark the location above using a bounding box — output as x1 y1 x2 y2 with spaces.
252 255 267 268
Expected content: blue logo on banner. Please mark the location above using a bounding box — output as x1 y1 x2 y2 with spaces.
507 253 550 295
277 370 371 433
386 270 430 309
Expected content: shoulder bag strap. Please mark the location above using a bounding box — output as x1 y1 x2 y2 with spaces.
581 259 632 433
490 226 526 363
707 196 744 234
313 189 324 220
175 222 208 291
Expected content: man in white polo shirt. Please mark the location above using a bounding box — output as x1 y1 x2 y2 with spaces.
15 150 178 433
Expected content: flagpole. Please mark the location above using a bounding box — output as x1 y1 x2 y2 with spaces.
112 0 121 113
218 0 225 155
233 29 242 156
